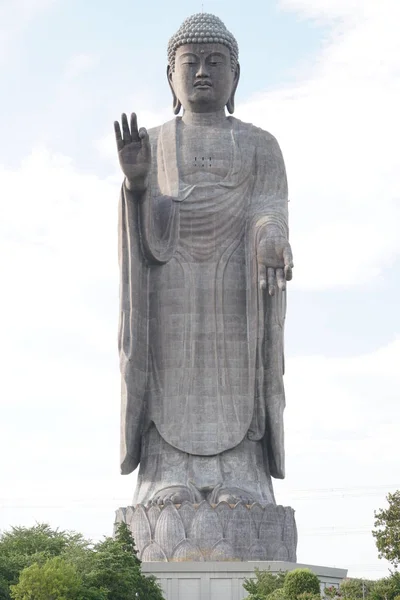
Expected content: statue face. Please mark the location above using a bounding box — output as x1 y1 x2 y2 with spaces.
168 43 238 113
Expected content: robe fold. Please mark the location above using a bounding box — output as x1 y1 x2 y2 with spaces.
119 116 288 480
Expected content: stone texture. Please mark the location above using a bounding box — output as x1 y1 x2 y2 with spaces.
115 501 297 562
114 12 296 562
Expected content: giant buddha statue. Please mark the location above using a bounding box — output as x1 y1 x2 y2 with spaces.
114 13 296 562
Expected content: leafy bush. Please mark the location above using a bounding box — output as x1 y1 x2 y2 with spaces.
10 558 84 600
370 573 400 600
267 588 287 600
324 585 341 599
297 593 321 600
340 579 375 600
373 491 400 568
284 569 321 600
243 568 286 600
0 522 165 600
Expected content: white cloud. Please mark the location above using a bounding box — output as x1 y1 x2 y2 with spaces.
274 338 400 576
0 146 134 538
279 0 382 21
0 147 121 400
236 0 400 290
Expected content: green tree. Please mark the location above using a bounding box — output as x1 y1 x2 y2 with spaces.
0 522 164 600
243 568 286 600
0 524 88 599
83 523 164 600
10 558 83 600
324 585 341 599
369 573 400 600
296 594 320 600
340 579 375 600
373 491 400 568
283 569 321 600
267 588 287 600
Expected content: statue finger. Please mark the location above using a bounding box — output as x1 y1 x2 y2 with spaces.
276 268 286 291
258 262 266 290
114 121 123 151
285 265 293 281
283 245 294 280
283 245 294 268
121 113 132 143
130 112 140 142
138 127 150 158
268 267 275 296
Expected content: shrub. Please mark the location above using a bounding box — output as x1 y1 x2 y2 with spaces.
284 569 321 600
243 568 286 600
267 588 287 600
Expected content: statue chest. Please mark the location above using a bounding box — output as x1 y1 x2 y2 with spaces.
177 127 234 183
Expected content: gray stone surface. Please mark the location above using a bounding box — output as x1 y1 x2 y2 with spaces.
114 13 295 561
142 562 348 600
115 501 297 562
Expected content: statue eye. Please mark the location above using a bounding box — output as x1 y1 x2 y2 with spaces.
208 56 224 66
181 57 197 66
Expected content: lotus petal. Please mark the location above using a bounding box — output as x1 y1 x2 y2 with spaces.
125 506 135 527
259 504 281 544
178 502 195 536
147 504 161 537
215 501 231 536
141 541 168 562
130 505 152 554
283 507 297 561
210 539 236 561
114 507 127 524
276 504 286 523
249 503 264 536
155 503 185 559
172 539 204 561
226 502 256 559
247 540 269 560
189 501 223 553
268 542 289 560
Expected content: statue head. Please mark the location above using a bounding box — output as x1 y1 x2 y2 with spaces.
167 13 240 115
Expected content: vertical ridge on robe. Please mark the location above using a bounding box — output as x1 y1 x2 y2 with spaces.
119 185 148 474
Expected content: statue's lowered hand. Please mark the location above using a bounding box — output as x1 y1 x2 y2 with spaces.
257 228 293 296
114 112 151 195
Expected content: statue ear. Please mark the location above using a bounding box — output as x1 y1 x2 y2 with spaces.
167 65 182 115
227 62 240 115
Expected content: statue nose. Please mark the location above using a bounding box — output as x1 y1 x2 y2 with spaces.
196 63 210 78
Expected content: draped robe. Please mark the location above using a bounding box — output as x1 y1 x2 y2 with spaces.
119 116 288 483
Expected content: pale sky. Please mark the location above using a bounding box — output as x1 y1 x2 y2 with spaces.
1 0 399 580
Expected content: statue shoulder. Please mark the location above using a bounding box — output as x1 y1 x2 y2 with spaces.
230 117 281 150
147 124 162 144
147 118 178 144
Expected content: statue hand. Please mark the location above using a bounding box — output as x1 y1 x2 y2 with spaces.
114 112 151 194
257 227 293 296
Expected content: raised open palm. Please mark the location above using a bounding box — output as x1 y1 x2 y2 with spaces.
114 112 151 192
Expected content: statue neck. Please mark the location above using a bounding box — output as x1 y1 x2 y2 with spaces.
182 109 230 128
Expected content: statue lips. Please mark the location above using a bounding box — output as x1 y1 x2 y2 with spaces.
194 80 212 89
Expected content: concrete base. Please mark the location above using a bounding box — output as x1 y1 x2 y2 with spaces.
142 561 347 600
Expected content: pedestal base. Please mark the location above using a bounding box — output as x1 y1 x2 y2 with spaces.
142 561 348 600
115 501 297 561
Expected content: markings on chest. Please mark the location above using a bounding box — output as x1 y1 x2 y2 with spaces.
193 155 213 168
